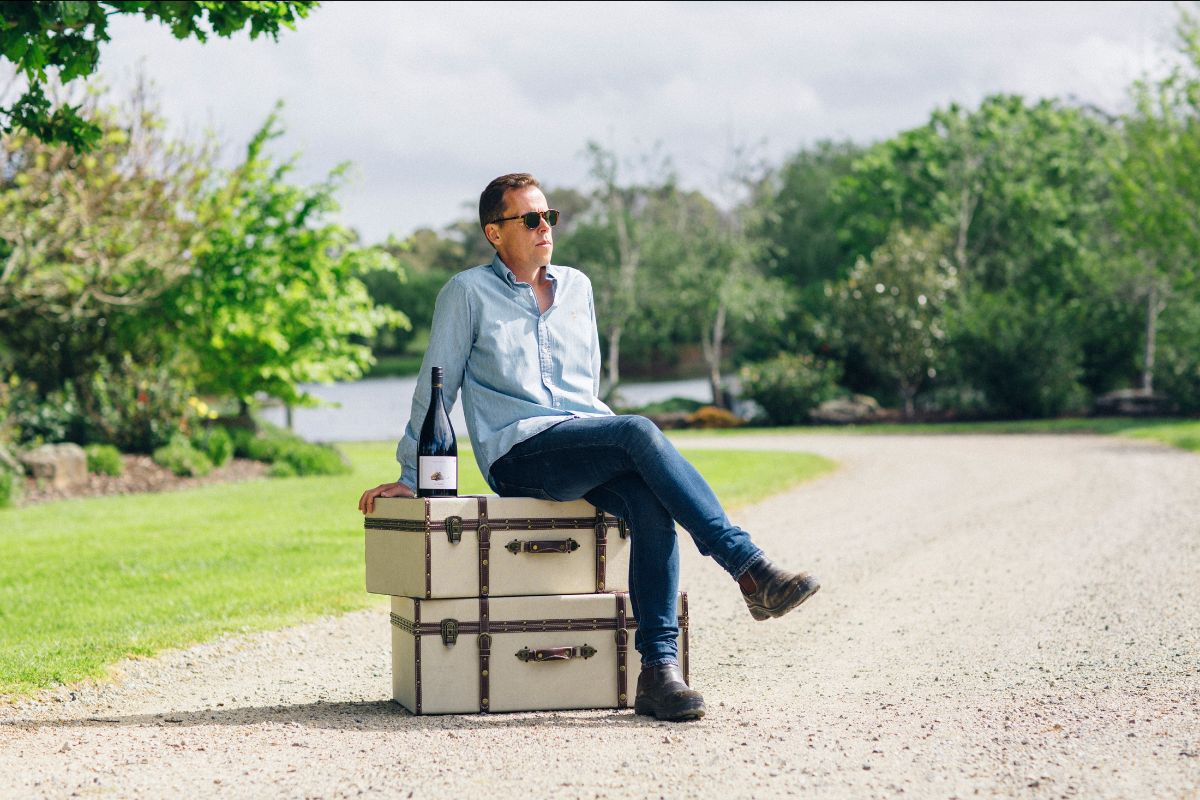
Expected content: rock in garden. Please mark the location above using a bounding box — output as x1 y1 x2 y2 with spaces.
20 443 88 489
810 394 882 425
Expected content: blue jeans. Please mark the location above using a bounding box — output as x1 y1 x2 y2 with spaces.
488 415 764 669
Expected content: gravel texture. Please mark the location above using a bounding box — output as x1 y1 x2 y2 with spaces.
2 433 1198 799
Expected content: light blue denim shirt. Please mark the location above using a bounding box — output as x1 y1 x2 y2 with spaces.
396 254 614 491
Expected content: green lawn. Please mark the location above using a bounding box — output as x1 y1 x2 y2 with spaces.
670 417 1200 454
0 442 833 697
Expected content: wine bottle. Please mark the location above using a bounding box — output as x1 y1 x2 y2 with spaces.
417 366 457 497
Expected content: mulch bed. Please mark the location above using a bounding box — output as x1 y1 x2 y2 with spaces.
20 455 269 507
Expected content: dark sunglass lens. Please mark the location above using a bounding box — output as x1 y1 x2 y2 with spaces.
522 212 541 229
544 210 559 226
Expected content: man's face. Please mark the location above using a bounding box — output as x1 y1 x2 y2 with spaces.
486 186 554 272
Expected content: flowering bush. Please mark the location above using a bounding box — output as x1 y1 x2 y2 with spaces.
687 406 745 429
739 354 841 425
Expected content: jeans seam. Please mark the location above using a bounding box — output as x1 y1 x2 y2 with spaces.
642 656 677 669
733 549 766 579
499 441 627 464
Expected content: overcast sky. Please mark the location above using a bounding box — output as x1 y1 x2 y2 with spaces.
95 1 1182 244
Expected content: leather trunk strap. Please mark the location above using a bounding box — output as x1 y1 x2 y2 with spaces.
615 592 628 709
681 591 690 685
478 595 491 712
594 510 607 592
423 498 432 598
413 599 423 714
477 497 491 596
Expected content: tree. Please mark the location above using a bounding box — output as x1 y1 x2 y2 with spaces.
833 94 1123 414
572 141 677 398
835 95 1115 296
643 155 792 408
735 140 863 366
169 107 406 415
0 77 206 396
834 227 958 417
0 1 317 150
1110 6 1200 395
361 228 463 356
758 139 862 288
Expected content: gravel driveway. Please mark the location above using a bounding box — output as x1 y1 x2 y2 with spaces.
3 434 1198 799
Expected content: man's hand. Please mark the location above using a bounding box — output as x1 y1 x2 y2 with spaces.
359 482 415 514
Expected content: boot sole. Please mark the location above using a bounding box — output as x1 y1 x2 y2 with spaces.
746 579 820 621
634 698 707 721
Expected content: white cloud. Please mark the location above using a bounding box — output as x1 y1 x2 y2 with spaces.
93 0 1182 243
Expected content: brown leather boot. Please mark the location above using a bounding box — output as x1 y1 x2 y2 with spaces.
739 557 820 621
633 664 706 721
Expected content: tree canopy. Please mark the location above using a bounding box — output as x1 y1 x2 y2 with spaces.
0 1 318 150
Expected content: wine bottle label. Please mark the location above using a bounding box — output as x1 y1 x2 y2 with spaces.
418 456 457 490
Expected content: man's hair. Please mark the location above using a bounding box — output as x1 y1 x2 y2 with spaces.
479 173 541 234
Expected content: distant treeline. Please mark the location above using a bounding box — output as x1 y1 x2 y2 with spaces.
3 11 1199 462
364 16 1200 421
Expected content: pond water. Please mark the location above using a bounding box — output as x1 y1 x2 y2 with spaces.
257 377 714 443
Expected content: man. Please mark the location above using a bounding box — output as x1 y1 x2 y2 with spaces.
358 173 819 722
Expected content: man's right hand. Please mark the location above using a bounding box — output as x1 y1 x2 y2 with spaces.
359 482 415 514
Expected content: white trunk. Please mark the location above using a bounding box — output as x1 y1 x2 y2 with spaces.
703 302 728 408
607 323 622 396
1142 282 1158 394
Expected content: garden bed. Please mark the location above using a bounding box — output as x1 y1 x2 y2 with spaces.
20 454 268 506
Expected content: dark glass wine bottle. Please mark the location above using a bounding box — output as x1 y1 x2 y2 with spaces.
417 366 457 497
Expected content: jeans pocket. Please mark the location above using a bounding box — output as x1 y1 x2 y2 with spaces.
493 479 557 502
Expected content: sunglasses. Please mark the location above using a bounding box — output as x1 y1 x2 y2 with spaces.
492 209 560 229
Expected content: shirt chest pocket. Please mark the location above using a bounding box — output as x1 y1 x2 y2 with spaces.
476 314 540 373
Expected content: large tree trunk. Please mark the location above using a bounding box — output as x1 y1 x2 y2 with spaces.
701 301 728 408
606 323 622 399
900 381 916 420
954 182 972 275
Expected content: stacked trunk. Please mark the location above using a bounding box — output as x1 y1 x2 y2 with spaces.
365 494 689 714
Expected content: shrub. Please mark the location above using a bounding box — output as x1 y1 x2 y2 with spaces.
4 381 88 446
77 356 195 453
949 291 1089 418
227 425 258 459
85 444 124 476
0 467 20 509
267 461 298 478
622 397 705 416
152 434 213 477
232 422 297 462
277 442 351 476
233 422 350 476
687 406 745 429
1154 299 1200 413
739 354 841 425
191 425 234 468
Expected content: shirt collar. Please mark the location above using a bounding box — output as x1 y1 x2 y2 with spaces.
490 254 559 287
